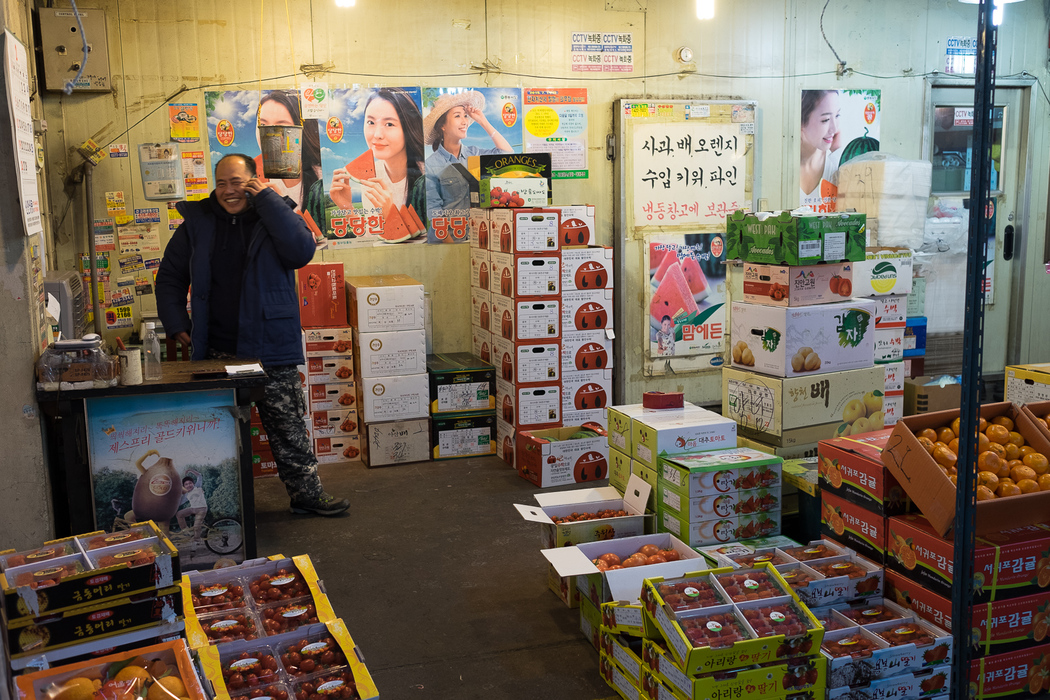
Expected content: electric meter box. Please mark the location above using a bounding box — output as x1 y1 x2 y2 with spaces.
38 8 112 92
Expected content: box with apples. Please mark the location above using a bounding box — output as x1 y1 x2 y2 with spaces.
740 261 854 307
303 327 353 358
306 356 354 385
309 382 357 412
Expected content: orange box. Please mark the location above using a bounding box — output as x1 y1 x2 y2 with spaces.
818 430 909 516
886 513 1050 602
966 638 1050 698
881 402 1050 537
1021 400 1050 441
820 489 886 564
298 262 346 329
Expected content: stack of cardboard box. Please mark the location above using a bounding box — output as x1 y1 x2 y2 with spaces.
427 352 497 461
345 274 431 468
905 272 927 378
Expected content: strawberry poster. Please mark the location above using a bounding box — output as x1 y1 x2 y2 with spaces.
318 87 427 247
648 234 726 360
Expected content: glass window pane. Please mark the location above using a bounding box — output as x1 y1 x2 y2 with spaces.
931 105 1005 193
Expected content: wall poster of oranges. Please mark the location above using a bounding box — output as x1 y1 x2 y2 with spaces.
648 235 727 360
85 391 244 570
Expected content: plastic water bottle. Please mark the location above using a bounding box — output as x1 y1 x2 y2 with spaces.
143 322 163 380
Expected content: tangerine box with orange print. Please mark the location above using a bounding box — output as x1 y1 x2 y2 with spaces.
881 402 1050 537
516 424 610 488
818 431 909 516
821 489 887 564
967 639 1050 698
15 639 208 700
885 513 1050 603
883 568 1050 656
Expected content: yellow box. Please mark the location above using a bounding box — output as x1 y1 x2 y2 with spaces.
1005 363 1050 403
609 447 632 494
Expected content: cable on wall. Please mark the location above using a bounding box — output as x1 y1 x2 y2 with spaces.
819 0 847 76
62 0 89 95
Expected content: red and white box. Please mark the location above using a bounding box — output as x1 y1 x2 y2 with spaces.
514 383 562 429
561 289 613 333
250 425 269 453
306 356 354 385
561 246 613 291
311 408 359 437
517 424 610 488
496 377 516 423
471 288 492 332
314 435 361 463
490 253 560 298
252 448 277 478
562 369 613 413
563 407 608 429
874 295 907 328
493 335 560 384
496 418 516 466
469 208 490 250
489 252 514 296
309 382 357 412
470 248 490 290
551 205 596 246
492 294 560 341
353 328 427 378
297 262 346 329
304 327 353 358
488 209 513 253
471 328 493 364
490 209 561 254
561 330 613 372
357 373 430 423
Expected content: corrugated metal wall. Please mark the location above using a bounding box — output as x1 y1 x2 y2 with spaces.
40 0 1050 401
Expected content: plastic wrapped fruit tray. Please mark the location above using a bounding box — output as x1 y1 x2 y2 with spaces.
820 617 953 689
640 564 825 676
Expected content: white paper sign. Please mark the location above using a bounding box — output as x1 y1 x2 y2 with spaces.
3 31 42 236
301 83 329 120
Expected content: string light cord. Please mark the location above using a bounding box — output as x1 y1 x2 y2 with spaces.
820 0 846 70
62 0 89 95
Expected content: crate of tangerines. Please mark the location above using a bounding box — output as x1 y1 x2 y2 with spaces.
882 402 1050 537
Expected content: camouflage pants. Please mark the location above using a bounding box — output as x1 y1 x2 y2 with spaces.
208 352 322 501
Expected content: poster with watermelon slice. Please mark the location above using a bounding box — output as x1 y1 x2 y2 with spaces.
421 87 524 244
648 234 726 360
318 86 427 247
799 89 880 213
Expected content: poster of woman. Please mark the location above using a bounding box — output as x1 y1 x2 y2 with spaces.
422 87 522 243
648 234 727 360
319 86 428 246
799 89 880 212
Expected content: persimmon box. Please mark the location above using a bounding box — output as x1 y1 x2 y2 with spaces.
517 423 610 488
470 288 491 332
487 208 560 253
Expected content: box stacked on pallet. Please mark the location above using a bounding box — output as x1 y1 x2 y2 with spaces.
345 275 430 468
427 352 497 460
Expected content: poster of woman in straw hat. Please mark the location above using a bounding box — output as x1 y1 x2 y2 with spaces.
422 87 522 244
319 86 428 246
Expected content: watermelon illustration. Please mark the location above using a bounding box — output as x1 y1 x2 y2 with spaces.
500 268 513 297
575 383 607 410
575 342 608 370
839 128 880 168
650 246 671 273
478 261 489 291
681 256 710 302
404 204 427 238
345 150 376 183
650 262 699 327
298 209 324 243
574 452 607 482
653 251 680 285
574 261 607 290
500 352 513 381
574 302 609 330
561 218 591 246
378 202 412 243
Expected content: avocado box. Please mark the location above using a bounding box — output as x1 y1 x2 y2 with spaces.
632 407 737 470
658 448 783 499
430 411 496 460
853 247 914 297
726 210 866 265
817 430 908 516
516 423 609 488
468 153 553 209
514 474 653 548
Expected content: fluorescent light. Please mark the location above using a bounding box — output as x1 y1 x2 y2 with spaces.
958 0 1022 4
696 0 714 19
335 0 355 6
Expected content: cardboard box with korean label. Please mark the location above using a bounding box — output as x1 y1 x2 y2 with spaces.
730 299 876 378
963 639 1050 699
903 376 961 415
632 407 737 470
252 448 277 478
352 328 426 378
562 289 613 333
249 424 269 453
562 330 613 372
904 357 925 379
314 435 361 463
563 407 608 430
853 247 914 297
468 154 553 208
309 382 357 412
471 327 492 365
496 377 516 423
904 317 927 357
658 483 780 524
548 561 581 608
496 417 515 466
599 631 643 690
821 489 887 564
311 408 359 437
580 595 602 650
471 288 492 332
607 403 706 456
563 368 613 413
1006 364 1050 403
907 276 926 317
427 352 495 414
741 261 854 307
882 402 1050 537
486 208 511 253
357 373 430 423
562 246 614 291
492 208 560 253
886 513 1050 603
659 447 783 498
723 364 890 443
306 356 354 385
431 411 496 460
874 295 907 328
361 418 430 467
660 507 782 547
736 435 820 460
304 327 353 358
512 384 562 429
818 430 907 515
551 205 596 246
469 208 489 249
345 274 425 332
609 447 632 494
511 255 561 297
489 251 513 296
517 424 609 488
726 209 867 265
493 336 560 385
492 294 560 341
298 262 346 329
874 326 905 363
469 247 490 290
514 474 653 548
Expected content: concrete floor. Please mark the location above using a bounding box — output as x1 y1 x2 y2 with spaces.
253 456 616 700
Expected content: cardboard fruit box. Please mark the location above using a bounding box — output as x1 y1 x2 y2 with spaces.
821 489 887 564
600 628 644 688
881 402 1050 537
658 447 782 499
426 351 495 414
853 247 914 297
302 327 353 358
659 509 782 548
825 668 951 700
493 336 560 385
657 484 780 523
1021 399 1050 440
726 209 867 265
517 423 610 488
741 261 854 307
633 409 738 470
471 288 491 332
469 246 489 289
492 294 561 341
967 639 1050 698
344 274 425 332
818 430 909 516
820 618 952 689
561 329 613 372
352 328 426 378
513 474 653 549
1005 364 1050 403
468 154 553 210
562 246 614 291
599 648 643 699
297 262 346 329
469 208 489 249
431 411 496 460
885 513 1050 603
305 356 354 385
551 205 596 246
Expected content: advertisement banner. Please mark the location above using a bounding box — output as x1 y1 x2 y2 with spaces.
168 103 200 142
799 89 880 212
523 88 588 179
648 235 727 359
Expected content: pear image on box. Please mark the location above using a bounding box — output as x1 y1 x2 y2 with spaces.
130 449 183 531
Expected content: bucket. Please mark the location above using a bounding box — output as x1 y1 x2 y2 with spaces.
259 124 303 178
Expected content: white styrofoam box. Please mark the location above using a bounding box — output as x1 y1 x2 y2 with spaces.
310 408 359 437
561 246 614 291
492 294 561 341
357 373 430 423
873 294 907 328
561 289 613 333
562 369 613 412
490 251 514 296
306 356 354 385
513 256 561 297
496 418 516 466
471 327 493 365
345 274 425 332
353 328 427 378
551 205 596 246
314 435 361 463
469 208 490 249
492 335 560 385
516 384 562 428
471 288 492 332
561 330 614 372
874 326 905 363
852 247 914 297
308 382 357 412
470 247 490 290
562 408 608 429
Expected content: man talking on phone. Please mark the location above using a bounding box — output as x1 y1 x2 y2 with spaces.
157 153 349 516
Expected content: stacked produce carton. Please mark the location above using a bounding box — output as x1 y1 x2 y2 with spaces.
346 274 430 467
427 352 497 460
905 273 927 378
